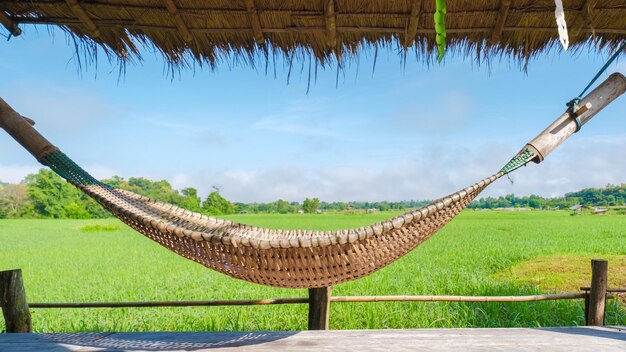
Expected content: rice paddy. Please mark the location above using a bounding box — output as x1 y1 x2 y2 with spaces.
0 210 624 332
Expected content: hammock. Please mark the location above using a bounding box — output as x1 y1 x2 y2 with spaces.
1 73 624 288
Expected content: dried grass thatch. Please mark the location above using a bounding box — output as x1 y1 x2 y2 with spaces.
0 1 624 71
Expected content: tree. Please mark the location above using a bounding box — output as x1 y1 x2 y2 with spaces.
25 169 105 218
0 183 31 218
203 190 235 215
302 198 320 213
179 187 202 212
271 199 293 214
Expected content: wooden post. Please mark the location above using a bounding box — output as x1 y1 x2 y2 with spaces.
308 286 332 330
0 269 32 333
586 259 607 326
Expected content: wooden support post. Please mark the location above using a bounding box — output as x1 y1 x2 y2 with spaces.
0 269 32 333
308 286 332 330
0 11 21 36
245 0 265 45
323 0 337 49
65 0 101 38
571 0 597 39
164 0 193 43
404 0 422 48
491 0 511 44
586 259 607 326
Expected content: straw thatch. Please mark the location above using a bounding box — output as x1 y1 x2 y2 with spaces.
0 1 624 70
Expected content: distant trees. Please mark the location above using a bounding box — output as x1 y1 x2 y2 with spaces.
1 170 623 219
24 169 108 218
203 188 235 215
0 183 31 218
270 199 293 214
302 198 320 213
467 184 625 209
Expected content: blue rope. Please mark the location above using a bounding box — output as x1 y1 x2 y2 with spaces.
566 42 626 132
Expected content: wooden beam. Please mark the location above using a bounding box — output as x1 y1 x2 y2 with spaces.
0 11 20 36
571 0 597 39
0 269 32 333
65 0 101 38
324 0 337 49
12 17 626 36
245 0 264 45
163 0 192 43
308 287 332 330
404 0 422 48
491 0 511 44
586 259 608 326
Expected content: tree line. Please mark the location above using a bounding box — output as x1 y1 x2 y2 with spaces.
467 184 626 209
0 169 624 219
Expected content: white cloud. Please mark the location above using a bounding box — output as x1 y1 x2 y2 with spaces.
163 135 626 202
0 164 40 183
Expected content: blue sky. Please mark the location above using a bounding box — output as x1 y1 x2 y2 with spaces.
1 26 625 202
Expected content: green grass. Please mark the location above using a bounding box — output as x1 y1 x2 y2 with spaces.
78 224 120 232
0 211 625 332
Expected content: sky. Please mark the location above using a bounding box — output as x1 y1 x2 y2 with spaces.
0 26 625 203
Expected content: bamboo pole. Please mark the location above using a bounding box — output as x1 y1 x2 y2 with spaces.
29 297 308 308
331 293 586 303
0 269 32 333
0 98 59 162
524 72 626 162
27 292 586 309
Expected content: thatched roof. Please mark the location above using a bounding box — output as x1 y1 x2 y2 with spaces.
0 1 624 70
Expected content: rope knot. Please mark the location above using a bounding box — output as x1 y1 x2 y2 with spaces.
566 97 582 133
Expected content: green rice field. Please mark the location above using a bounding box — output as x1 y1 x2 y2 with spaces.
0 211 625 332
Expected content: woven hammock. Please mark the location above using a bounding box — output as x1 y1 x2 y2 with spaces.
1 73 624 288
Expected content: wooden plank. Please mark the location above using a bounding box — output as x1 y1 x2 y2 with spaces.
245 0 264 45
0 11 21 36
163 0 193 43
308 287 332 330
0 269 32 333
65 0 101 38
587 259 608 326
404 0 422 48
324 0 337 49
491 0 511 44
1 327 626 351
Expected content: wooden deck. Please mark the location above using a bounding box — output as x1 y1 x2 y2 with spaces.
1 326 625 351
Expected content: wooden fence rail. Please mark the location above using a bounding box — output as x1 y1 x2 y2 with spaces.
1 259 617 332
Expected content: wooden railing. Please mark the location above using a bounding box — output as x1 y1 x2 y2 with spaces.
1 259 620 332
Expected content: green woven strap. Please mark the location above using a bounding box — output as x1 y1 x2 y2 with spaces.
499 149 534 175
40 150 104 186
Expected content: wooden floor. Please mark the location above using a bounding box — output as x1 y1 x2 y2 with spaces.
1 326 625 351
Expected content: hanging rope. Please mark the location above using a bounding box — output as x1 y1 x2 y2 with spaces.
566 42 626 130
